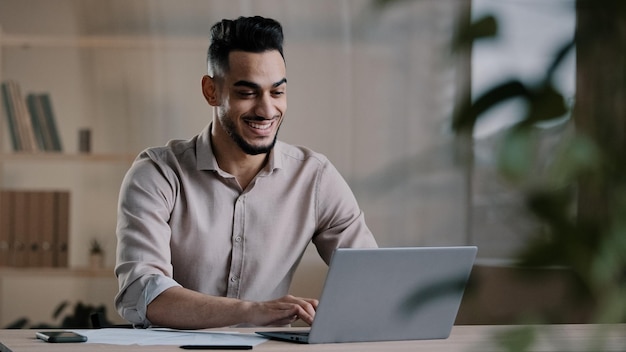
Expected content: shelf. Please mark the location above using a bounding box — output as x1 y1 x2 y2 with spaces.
0 5 206 273
0 266 114 278
0 33 207 49
0 152 136 163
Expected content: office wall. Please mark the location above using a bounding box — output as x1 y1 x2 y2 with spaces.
0 0 471 326
0 0 477 267
0 0 583 327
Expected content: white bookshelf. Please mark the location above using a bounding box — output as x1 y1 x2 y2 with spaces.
0 8 210 270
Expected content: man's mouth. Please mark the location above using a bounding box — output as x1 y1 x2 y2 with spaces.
247 120 273 130
245 118 276 133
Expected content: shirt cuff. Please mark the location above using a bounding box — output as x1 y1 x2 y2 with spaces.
137 275 181 327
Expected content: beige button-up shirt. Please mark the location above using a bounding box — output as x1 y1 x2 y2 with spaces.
114 125 377 326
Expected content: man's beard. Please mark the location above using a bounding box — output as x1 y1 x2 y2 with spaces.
222 116 279 155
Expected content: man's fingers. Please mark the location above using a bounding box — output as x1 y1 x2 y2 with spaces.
283 295 318 310
254 295 319 326
288 297 316 325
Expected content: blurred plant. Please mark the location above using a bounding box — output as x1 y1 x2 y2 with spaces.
451 0 626 329
90 238 104 255
371 0 625 349
3 300 111 329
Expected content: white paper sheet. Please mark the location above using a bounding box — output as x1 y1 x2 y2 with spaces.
71 328 269 346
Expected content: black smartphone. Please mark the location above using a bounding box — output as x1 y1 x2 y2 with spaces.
36 331 88 343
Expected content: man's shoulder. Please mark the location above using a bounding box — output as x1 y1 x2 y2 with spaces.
275 141 331 168
138 137 197 166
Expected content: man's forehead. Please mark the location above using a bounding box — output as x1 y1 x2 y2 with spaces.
225 50 286 85
228 49 284 63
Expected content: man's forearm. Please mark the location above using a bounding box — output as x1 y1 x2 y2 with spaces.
146 286 254 329
146 286 318 329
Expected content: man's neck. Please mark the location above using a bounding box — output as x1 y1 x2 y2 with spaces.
210 129 269 190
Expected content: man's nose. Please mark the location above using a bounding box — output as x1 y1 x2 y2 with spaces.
255 94 279 119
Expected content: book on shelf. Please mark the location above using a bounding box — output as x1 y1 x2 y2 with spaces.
27 93 63 152
0 83 21 151
0 80 63 152
26 94 48 151
0 190 70 268
0 80 38 152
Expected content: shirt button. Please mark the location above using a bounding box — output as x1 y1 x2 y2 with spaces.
234 236 242 243
230 276 239 283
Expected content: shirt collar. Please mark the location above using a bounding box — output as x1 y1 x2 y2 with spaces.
196 124 217 171
195 123 283 174
260 141 283 176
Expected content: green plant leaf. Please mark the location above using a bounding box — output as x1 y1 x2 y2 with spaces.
497 128 534 181
544 40 576 83
548 134 603 186
52 301 69 320
525 84 569 124
453 80 529 133
453 15 499 49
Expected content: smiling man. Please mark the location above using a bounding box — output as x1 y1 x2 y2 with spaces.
206 49 287 189
114 16 377 329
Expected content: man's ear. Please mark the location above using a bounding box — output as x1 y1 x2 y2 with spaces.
202 75 220 106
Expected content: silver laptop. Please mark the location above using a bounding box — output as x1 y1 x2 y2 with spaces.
256 246 477 344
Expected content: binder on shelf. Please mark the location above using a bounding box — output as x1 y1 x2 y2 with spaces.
39 191 56 267
12 191 29 267
25 191 42 267
54 191 70 267
0 190 70 268
0 191 14 267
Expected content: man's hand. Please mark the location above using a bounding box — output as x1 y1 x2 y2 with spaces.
246 295 319 326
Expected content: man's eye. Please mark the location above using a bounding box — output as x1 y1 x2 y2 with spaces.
237 91 256 98
272 91 285 96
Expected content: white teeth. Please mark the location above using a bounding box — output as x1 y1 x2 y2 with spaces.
248 121 272 130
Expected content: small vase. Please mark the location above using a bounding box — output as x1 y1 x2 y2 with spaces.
89 253 104 269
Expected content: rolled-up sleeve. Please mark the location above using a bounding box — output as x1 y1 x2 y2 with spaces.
114 274 180 327
312 159 378 263
114 152 181 327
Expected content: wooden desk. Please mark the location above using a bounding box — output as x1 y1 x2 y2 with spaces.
1 325 625 351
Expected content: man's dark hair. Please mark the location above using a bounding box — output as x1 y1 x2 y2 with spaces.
207 16 284 77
